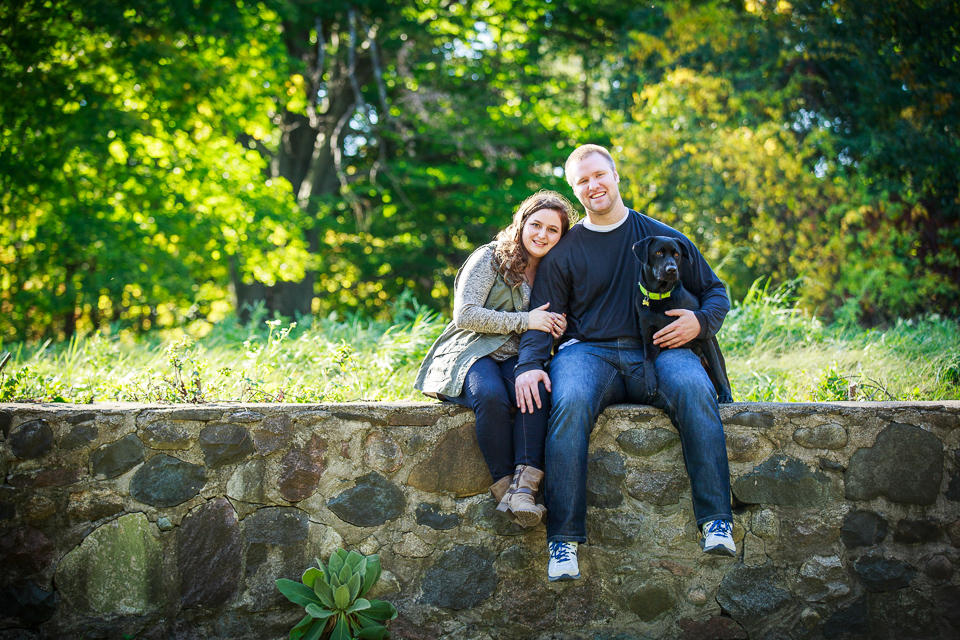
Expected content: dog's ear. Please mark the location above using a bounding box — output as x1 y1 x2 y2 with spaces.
632 237 654 266
677 240 690 261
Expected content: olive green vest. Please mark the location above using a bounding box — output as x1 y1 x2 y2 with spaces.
414 254 526 399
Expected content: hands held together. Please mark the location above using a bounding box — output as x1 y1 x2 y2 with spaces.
528 302 566 339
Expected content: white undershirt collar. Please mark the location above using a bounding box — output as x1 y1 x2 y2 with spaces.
582 211 630 232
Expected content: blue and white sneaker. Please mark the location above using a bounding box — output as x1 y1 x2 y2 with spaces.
548 541 580 581
700 520 736 556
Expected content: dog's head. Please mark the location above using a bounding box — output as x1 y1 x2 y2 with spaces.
632 236 688 291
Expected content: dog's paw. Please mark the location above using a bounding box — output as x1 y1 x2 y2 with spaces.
645 380 659 397
717 392 734 404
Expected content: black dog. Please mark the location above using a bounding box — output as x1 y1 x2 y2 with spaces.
632 236 733 404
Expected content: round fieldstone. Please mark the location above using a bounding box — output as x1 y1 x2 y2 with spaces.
845 423 944 505
795 555 851 602
732 455 832 507
465 499 525 537
725 411 775 429
586 449 626 509
61 424 98 450
752 508 779 541
0 527 56 583
130 454 206 507
55 512 164 616
841 510 888 549
199 423 254 468
557 578 609 627
893 518 942 544
364 431 404 473
716 565 793 624
65 412 96 424
22 495 56 521
0 582 56 625
157 517 174 531
416 503 460 530
243 507 308 546
8 467 81 488
67 488 124 522
853 555 917 592
327 472 405 527
91 434 144 479
617 428 679 456
0 410 13 438
924 555 953 581
625 468 686 506
253 414 292 455
724 428 768 462
793 423 847 450
587 510 644 546
628 585 674 622
9 420 53 459
420 545 497 610
493 576 557 630
822 595 869 640
178 498 241 608
140 420 194 450
407 422 492 497
226 459 269 504
278 435 326 503
801 607 821 629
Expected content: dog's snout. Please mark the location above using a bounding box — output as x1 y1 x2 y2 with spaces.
665 264 678 276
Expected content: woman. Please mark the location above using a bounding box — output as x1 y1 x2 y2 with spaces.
414 190 577 527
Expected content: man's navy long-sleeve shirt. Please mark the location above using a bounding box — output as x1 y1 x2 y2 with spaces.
515 209 729 376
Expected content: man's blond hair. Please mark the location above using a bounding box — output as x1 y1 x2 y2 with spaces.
564 144 617 186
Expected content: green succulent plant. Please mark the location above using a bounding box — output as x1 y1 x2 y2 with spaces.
276 548 398 640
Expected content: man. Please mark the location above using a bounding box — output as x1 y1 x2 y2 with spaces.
515 144 735 582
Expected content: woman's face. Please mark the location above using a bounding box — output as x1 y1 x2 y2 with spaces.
521 208 564 260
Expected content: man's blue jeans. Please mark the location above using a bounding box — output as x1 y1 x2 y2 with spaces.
544 339 732 543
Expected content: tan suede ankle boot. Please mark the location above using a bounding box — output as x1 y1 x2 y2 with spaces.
489 475 518 523
497 465 547 527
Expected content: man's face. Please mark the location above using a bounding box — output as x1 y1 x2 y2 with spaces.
569 153 621 218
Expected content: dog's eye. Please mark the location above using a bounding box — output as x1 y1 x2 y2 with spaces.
655 250 662 256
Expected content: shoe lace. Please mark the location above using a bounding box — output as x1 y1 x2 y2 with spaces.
549 541 573 562
705 520 732 536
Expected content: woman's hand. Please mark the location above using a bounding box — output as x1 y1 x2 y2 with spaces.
528 302 566 338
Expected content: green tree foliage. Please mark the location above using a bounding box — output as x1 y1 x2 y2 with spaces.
0 0 311 340
3 0 957 341
1 0 639 340
613 0 960 322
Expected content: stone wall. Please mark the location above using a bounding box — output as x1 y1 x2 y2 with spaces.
1 401 958 640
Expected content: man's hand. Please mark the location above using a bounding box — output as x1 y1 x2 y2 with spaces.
652 309 701 349
515 369 551 414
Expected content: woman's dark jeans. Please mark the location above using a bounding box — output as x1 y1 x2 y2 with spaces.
447 355 550 480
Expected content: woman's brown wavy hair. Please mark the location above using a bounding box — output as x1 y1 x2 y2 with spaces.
494 190 578 287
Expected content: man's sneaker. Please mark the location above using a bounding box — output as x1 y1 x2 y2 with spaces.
548 541 580 581
700 520 736 556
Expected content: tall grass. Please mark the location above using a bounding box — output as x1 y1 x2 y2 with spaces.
1 285 958 404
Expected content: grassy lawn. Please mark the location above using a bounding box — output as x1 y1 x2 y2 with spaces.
2 287 958 404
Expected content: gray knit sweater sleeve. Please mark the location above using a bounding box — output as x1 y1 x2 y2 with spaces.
453 244 529 334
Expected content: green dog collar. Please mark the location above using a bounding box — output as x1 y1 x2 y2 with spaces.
638 282 671 306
